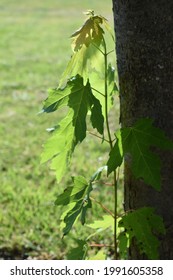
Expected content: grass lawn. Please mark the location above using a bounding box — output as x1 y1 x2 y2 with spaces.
0 0 121 259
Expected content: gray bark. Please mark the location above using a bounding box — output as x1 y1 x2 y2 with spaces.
112 0 173 259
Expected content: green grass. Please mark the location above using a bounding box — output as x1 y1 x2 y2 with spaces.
0 0 122 259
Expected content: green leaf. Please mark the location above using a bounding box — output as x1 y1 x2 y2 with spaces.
42 87 70 113
87 214 114 232
118 232 128 260
40 112 74 182
41 110 75 182
90 166 107 182
55 176 93 235
88 249 106 260
68 78 91 142
107 134 123 175
59 38 103 87
107 63 118 97
89 93 104 135
118 207 165 259
43 75 89 116
67 239 88 260
107 119 173 190
59 13 113 86
68 76 104 140
41 75 104 182
71 15 104 52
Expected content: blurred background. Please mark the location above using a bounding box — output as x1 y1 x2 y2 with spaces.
0 0 118 259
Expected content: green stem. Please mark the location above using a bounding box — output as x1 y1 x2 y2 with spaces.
90 196 114 218
87 130 109 143
103 37 118 260
91 87 105 97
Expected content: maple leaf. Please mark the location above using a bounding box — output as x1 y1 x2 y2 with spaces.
42 86 71 113
87 214 114 232
41 110 75 182
55 176 93 235
41 75 104 182
59 13 114 86
67 239 88 260
55 167 107 236
107 119 173 190
118 207 165 259
71 15 105 52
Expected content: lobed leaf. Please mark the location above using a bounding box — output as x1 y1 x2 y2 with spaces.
118 207 165 259
87 214 114 232
59 13 114 86
59 39 103 87
107 119 173 190
90 165 107 182
89 94 104 135
42 87 70 113
55 176 93 236
118 232 128 260
41 75 104 182
67 239 88 260
68 76 104 141
71 15 104 52
107 63 118 98
88 249 106 260
41 110 75 182
107 133 123 175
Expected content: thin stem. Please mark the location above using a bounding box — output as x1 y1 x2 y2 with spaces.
87 130 109 143
90 196 114 218
102 37 118 260
91 87 105 97
91 43 105 55
89 243 114 248
107 49 115 56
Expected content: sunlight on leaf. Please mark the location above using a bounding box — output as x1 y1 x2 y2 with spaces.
41 110 75 182
71 15 104 52
88 248 106 260
59 12 114 86
87 214 114 232
41 75 104 182
90 166 107 182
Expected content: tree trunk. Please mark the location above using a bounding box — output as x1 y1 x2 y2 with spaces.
112 0 173 259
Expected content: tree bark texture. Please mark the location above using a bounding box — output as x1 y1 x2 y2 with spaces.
112 0 173 259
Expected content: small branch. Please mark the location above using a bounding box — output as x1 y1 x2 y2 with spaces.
91 180 114 187
89 243 114 248
91 87 105 97
91 43 105 55
87 131 109 143
118 209 135 218
90 196 114 218
103 182 114 187
107 49 114 56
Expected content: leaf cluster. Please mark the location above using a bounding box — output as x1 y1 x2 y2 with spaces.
41 11 173 260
